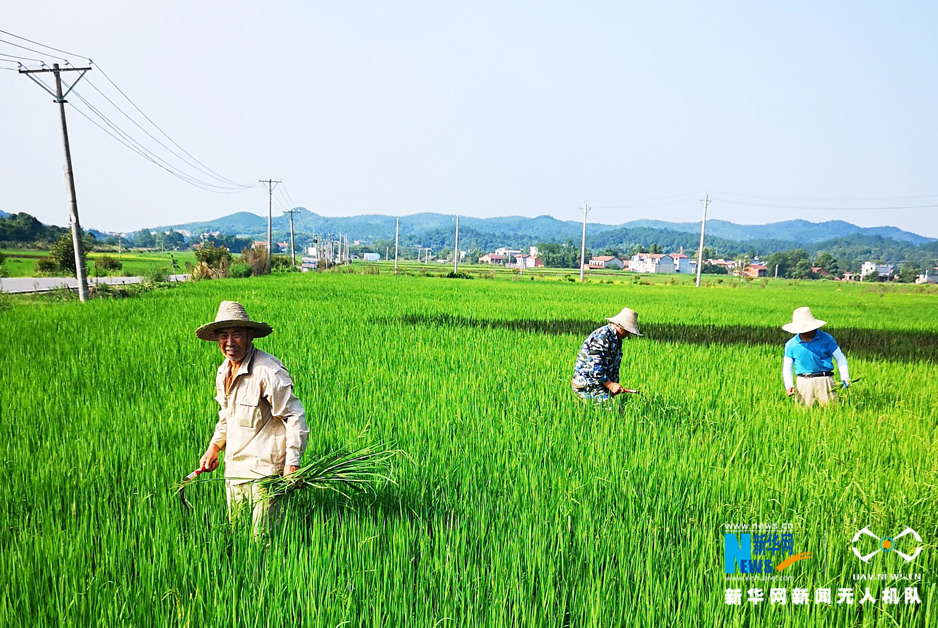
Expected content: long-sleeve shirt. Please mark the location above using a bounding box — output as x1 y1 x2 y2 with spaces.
782 330 849 389
209 346 309 485
572 324 622 389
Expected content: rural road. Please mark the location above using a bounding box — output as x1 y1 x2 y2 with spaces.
0 275 189 294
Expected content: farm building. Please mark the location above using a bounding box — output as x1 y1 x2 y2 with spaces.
588 255 624 269
743 264 768 278
860 261 894 280
811 266 831 278
479 253 506 265
669 253 691 273
518 255 544 269
630 253 675 274
916 269 938 284
363 253 381 262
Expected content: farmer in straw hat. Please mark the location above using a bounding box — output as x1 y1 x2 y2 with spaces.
782 307 850 408
196 301 309 536
571 307 642 402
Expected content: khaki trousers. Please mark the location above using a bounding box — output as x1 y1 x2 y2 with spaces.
796 376 836 408
225 481 284 538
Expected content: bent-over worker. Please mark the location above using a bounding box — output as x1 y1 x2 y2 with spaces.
196 301 308 536
571 307 642 402
782 306 850 408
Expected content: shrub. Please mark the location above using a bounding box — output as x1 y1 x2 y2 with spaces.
94 256 122 272
228 262 252 279
240 246 268 276
194 243 231 278
36 257 58 275
271 255 295 273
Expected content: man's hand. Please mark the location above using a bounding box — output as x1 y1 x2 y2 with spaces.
787 387 796 397
284 465 299 475
604 381 625 396
199 444 220 472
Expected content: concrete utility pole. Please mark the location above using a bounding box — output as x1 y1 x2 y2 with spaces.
259 179 281 273
394 218 399 273
453 214 460 275
695 194 709 288
579 203 591 282
284 209 297 267
20 63 93 301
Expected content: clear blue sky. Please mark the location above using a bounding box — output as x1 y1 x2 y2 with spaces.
2 1 936 235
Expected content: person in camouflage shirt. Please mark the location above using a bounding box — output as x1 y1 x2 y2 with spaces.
572 307 642 401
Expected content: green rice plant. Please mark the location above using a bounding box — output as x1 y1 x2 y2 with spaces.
1 273 935 627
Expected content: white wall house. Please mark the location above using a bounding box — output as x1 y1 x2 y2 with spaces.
670 254 691 273
630 253 675 274
915 270 938 284
860 261 894 279
588 255 624 269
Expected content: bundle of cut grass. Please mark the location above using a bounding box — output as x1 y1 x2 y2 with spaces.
256 442 398 500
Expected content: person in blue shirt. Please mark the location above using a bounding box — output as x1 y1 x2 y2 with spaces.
572 307 642 402
782 307 850 407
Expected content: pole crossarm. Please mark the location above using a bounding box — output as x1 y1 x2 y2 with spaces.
20 66 91 102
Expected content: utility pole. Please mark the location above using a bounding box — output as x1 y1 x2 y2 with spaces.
20 63 93 301
118 235 122 262
394 218 400 273
579 203 590 282
695 194 709 288
453 214 460 275
259 179 281 273
775 264 779 279
284 209 297 267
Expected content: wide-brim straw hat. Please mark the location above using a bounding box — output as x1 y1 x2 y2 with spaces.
606 307 642 336
782 306 826 334
195 301 273 341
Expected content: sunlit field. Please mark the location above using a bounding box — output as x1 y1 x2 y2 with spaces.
1 273 935 627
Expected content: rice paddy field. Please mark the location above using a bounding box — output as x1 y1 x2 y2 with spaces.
1 272 936 627
0 249 196 278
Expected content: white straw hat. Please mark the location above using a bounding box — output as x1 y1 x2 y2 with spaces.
606 307 642 336
195 301 273 341
782 307 826 334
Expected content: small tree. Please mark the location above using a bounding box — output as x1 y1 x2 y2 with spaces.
240 245 269 276
49 234 87 277
863 270 880 282
897 263 918 283
193 243 231 279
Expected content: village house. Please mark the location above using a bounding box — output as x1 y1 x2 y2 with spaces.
517 254 545 269
588 255 625 270
478 253 506 265
669 253 691 273
915 269 938 285
811 266 832 278
860 261 894 280
841 271 857 281
742 263 768 278
630 253 676 274
494 247 522 258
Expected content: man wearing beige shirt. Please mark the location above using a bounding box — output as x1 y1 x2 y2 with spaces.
196 301 309 536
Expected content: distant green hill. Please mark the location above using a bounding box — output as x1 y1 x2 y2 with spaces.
620 219 934 245
153 210 934 248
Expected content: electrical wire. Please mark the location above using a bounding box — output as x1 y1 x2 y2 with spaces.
67 87 252 194
714 199 938 212
77 73 252 189
0 37 69 61
711 191 938 203
0 52 45 63
89 62 254 189
0 29 88 59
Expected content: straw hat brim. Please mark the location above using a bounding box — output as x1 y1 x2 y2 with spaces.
606 317 643 336
195 320 273 341
781 319 826 334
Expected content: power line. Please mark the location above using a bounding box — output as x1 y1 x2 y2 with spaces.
90 62 253 189
711 191 938 203
67 88 250 194
0 37 69 61
76 72 252 189
0 29 88 59
715 199 938 212
0 52 45 63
